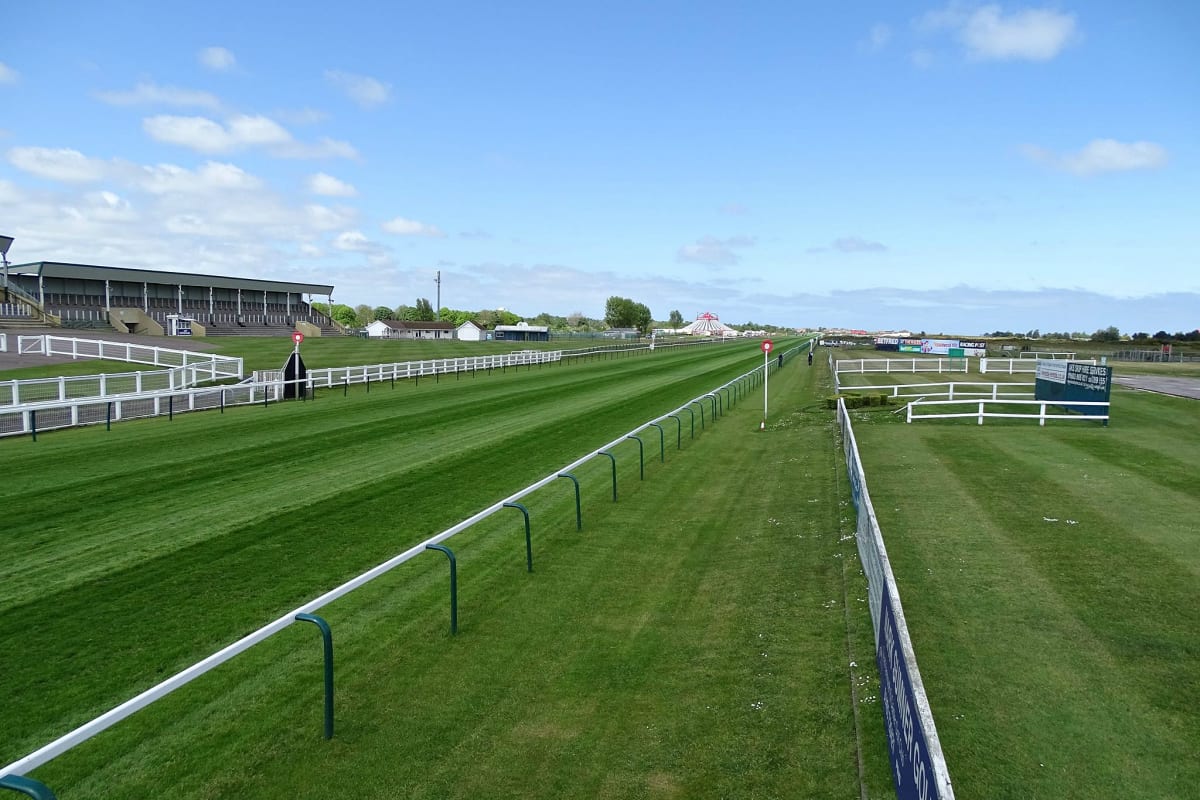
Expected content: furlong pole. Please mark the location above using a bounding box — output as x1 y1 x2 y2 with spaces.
763 348 769 424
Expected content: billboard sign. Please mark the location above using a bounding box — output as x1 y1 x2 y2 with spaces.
1035 361 1111 417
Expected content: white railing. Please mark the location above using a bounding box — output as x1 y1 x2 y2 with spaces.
906 398 1110 425
979 357 1096 374
0 346 800 785
1017 351 1076 359
841 381 1034 400
835 357 970 375
838 399 954 799
303 349 562 387
0 380 285 437
0 337 242 409
0 333 6 353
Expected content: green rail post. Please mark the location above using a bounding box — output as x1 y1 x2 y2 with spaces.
344 378 349 397
0 775 58 799
557 473 583 530
30 410 36 442
220 389 225 413
502 502 534 573
708 393 717 420
597 451 617 501
667 414 682 449
425 544 458 634
294 613 335 740
647 423 665 462
168 395 174 421
682 406 695 438
106 401 112 431
694 400 705 429
721 386 731 409
625 435 644 480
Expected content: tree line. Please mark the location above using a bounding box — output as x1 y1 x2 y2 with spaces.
313 294 797 336
987 327 1199 343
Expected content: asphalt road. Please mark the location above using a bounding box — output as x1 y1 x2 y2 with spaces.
1113 375 1200 400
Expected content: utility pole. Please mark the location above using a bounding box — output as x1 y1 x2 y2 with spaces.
435 270 441 319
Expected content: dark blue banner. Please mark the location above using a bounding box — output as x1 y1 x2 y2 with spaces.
876 588 943 800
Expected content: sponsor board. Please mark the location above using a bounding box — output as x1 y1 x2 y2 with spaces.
1035 361 1111 417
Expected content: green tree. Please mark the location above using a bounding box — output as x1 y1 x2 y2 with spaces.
414 298 435 320
668 309 684 328
354 304 374 326
1090 325 1121 342
329 304 358 327
373 306 395 321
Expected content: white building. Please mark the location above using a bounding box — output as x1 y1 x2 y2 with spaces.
456 320 486 341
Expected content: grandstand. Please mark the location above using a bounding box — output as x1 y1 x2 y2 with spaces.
4 262 340 337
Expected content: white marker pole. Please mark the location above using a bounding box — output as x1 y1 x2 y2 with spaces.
763 346 769 424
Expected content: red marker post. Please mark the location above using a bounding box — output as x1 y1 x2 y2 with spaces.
761 339 773 431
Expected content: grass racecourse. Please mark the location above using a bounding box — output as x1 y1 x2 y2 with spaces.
837 358 1200 799
0 338 898 798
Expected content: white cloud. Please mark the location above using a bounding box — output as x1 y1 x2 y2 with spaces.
7 146 108 182
325 70 392 108
307 172 357 197
382 216 445 237
199 46 236 71
0 62 18 84
919 3 1079 62
1021 139 1168 176
305 204 357 231
137 161 263 194
333 230 375 251
95 82 222 110
677 235 756 266
142 114 355 159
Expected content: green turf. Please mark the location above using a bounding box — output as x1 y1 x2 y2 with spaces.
844 379 1200 798
2 339 895 797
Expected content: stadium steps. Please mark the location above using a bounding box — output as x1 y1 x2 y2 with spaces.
0 315 54 330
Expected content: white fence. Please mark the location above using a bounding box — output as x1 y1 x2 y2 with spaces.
0 345 799 789
906 398 1110 425
839 398 954 799
0 380 284 438
979 357 1096 374
301 349 562 387
835 357 969 375
845 381 1034 400
0 333 6 353
17 335 242 372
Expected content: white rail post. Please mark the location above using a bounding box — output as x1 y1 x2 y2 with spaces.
978 401 984 425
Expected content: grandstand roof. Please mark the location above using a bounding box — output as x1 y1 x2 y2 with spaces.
9 261 334 295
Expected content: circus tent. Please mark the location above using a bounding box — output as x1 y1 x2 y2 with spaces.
683 311 736 336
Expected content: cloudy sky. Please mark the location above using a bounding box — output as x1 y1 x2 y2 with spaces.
1 1 1196 334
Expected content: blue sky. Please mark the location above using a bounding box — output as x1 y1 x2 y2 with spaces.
1 1 1196 334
